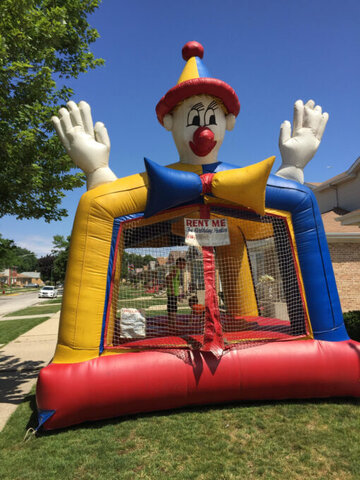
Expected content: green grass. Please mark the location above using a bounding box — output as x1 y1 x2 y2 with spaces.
4 304 61 317
0 317 50 345
118 285 155 300
0 392 359 480
118 297 167 309
145 308 192 317
38 298 63 305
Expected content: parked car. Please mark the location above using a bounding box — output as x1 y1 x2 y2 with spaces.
38 286 58 298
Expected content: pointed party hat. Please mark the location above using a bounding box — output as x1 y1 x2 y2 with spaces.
156 41 240 126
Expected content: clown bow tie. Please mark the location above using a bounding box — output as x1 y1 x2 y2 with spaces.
144 157 275 218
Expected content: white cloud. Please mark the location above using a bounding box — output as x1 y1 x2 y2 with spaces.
16 235 54 257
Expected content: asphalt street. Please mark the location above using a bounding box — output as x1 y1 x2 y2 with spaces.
0 291 43 317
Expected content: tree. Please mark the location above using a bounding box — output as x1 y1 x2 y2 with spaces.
0 234 37 271
121 252 156 280
37 235 70 283
0 234 17 270
12 247 38 272
37 254 55 283
0 0 104 221
52 234 70 283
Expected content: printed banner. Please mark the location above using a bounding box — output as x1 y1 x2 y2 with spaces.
184 218 230 247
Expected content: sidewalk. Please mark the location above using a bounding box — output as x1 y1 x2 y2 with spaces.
0 311 60 432
0 313 53 322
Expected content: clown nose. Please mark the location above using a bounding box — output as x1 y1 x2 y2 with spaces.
190 127 217 157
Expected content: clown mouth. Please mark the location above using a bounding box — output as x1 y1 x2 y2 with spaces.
189 127 217 157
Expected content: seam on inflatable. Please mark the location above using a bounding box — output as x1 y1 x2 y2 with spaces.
280 184 339 332
304 191 338 331
100 217 122 354
69 197 94 349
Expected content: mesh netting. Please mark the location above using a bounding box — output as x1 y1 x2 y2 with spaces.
104 205 310 350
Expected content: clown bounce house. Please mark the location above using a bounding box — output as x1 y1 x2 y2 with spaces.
36 42 360 430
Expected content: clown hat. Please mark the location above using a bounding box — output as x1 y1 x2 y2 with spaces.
156 41 240 125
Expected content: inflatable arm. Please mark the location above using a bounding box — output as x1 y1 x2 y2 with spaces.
52 101 118 190
276 99 329 184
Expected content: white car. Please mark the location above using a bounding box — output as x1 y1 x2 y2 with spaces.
38 286 58 298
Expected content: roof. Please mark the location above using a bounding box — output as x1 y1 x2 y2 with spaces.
19 272 41 279
321 209 360 242
322 209 359 233
311 157 360 192
335 208 360 227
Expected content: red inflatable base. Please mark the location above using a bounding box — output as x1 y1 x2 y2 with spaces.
36 339 360 430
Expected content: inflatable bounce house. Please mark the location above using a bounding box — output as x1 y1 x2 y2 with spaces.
36 42 360 430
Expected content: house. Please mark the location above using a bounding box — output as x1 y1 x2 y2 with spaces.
0 268 20 286
18 271 43 287
308 157 360 311
167 250 187 264
0 268 43 287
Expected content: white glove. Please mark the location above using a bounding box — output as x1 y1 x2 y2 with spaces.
276 99 329 184
52 100 117 190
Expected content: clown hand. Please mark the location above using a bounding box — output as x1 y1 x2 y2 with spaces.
276 100 329 184
52 100 117 190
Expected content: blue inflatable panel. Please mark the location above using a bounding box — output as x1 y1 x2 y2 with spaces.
265 174 346 341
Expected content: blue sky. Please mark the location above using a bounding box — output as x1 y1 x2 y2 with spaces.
1 0 359 256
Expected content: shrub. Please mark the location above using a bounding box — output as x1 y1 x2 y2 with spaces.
343 311 360 341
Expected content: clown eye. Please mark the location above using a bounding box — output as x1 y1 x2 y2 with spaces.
205 108 217 126
187 108 201 127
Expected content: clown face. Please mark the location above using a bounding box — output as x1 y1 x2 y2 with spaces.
163 95 236 165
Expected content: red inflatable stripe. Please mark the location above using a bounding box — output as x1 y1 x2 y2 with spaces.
37 339 360 430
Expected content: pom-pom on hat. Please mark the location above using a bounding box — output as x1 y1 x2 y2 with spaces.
156 41 240 126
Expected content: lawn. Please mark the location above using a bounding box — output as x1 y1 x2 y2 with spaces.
0 392 359 480
39 298 63 305
117 297 168 309
4 304 61 317
0 317 50 345
118 284 155 300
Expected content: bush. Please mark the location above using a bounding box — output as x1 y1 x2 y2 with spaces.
343 311 360 341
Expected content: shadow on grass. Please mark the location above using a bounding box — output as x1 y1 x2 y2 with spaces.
31 395 360 437
0 354 44 404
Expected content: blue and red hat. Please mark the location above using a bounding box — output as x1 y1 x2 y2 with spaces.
156 41 240 126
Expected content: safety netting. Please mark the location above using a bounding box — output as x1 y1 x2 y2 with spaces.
103 204 311 350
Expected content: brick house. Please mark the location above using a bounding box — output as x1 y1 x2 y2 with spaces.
308 157 360 311
0 268 43 287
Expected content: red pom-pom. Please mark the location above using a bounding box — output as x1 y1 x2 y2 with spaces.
182 41 204 61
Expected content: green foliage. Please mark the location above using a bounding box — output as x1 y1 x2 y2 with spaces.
0 0 104 221
343 310 360 341
37 254 55 282
37 234 70 283
52 234 70 283
121 251 157 278
0 233 37 271
0 234 16 270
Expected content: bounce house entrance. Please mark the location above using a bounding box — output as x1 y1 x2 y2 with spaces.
104 205 311 350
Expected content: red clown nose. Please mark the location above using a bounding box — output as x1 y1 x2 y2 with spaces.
189 127 217 157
